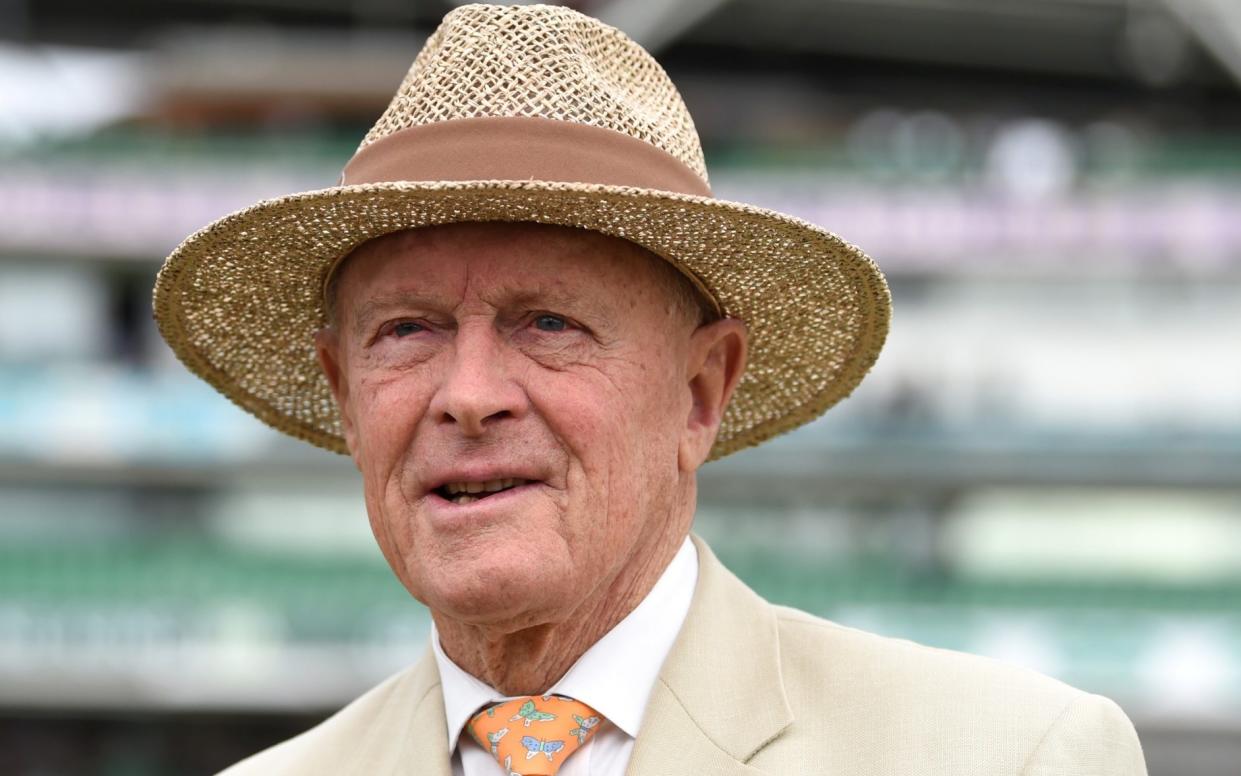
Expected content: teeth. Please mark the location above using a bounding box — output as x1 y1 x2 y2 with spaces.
441 478 529 499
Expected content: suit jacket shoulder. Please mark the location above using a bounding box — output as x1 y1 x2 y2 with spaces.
628 534 1147 776
215 648 451 776
765 604 1146 775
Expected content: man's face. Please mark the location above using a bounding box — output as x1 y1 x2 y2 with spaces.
316 222 742 631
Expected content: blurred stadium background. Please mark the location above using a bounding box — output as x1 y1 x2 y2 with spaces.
2 0 1240 773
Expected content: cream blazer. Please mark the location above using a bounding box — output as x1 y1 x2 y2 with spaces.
220 534 1147 775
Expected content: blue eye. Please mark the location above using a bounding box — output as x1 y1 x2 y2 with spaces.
534 315 567 332
392 321 424 337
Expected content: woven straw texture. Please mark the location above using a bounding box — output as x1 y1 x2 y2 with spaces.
361 3 707 182
152 3 891 461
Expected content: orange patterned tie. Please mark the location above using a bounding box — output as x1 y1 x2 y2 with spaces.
465 695 603 776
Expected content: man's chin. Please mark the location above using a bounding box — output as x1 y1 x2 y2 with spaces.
427 594 564 634
416 555 574 628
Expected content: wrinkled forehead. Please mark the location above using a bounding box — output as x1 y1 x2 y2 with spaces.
323 221 712 326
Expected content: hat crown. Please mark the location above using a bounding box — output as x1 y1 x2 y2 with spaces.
359 2 709 184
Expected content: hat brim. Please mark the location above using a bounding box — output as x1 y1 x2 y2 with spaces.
153 179 891 461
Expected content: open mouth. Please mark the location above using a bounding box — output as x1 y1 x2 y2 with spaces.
433 478 534 505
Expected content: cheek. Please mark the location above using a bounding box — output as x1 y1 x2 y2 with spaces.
611 350 689 451
350 370 430 454
531 358 684 514
619 353 692 497
349 370 433 563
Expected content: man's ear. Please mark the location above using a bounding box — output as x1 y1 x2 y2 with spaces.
314 326 359 460
679 317 748 472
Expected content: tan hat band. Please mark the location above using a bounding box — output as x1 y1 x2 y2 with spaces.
340 116 713 197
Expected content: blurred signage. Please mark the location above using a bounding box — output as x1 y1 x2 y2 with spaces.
1 162 1239 273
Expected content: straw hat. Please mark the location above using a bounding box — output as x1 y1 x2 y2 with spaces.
153 2 891 461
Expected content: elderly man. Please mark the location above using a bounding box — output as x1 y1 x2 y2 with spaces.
154 4 1147 775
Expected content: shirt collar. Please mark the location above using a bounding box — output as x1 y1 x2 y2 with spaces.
432 535 699 750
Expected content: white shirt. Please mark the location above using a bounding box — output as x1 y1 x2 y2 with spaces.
431 536 699 776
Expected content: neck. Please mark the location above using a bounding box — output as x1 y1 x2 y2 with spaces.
433 494 693 696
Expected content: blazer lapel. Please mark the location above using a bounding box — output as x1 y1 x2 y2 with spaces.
403 648 454 776
347 645 453 776
626 534 793 775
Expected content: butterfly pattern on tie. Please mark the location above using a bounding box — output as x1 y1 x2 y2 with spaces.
466 695 604 776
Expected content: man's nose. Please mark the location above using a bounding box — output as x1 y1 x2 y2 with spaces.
429 324 527 436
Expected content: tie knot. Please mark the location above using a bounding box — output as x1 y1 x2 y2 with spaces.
466 694 603 776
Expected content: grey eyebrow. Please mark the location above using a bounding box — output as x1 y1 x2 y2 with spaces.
502 287 581 310
349 291 453 338
347 284 595 339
